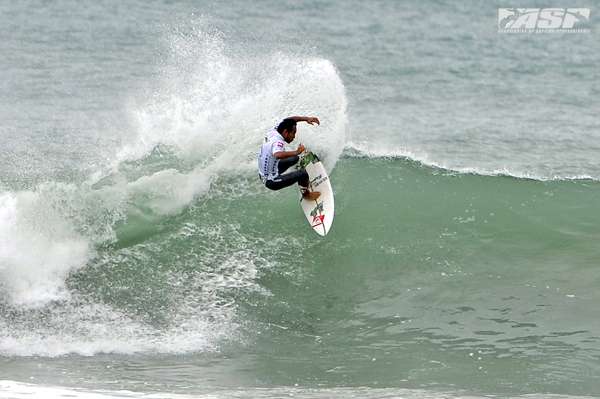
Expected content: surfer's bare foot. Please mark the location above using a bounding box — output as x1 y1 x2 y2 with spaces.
303 191 321 201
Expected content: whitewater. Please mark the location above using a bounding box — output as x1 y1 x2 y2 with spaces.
1 1 600 398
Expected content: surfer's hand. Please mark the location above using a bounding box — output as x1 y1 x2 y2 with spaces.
296 144 306 154
306 117 320 125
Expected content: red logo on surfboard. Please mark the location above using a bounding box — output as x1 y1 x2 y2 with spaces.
312 215 325 228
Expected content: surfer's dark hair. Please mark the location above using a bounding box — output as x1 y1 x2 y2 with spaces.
277 118 297 134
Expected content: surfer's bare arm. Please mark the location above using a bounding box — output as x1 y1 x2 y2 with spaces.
289 116 320 125
274 144 305 159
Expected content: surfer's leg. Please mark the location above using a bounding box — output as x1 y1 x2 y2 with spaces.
265 170 321 200
295 173 321 200
277 156 299 174
276 156 312 194
265 169 308 191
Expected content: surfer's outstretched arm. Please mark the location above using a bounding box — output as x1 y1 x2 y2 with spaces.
288 116 320 125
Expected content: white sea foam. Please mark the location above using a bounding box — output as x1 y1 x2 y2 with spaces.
0 21 347 358
0 190 92 308
117 24 347 180
1 381 598 399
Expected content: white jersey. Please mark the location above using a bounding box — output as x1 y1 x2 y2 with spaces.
258 124 286 181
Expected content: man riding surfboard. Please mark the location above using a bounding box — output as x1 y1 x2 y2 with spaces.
258 116 321 201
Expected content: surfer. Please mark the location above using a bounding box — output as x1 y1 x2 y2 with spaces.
258 116 321 201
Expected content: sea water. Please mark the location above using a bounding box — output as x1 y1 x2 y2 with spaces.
1 1 599 398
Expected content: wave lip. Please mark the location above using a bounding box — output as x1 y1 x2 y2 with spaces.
343 141 600 182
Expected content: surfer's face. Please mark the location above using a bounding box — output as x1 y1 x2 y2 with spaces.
281 126 297 143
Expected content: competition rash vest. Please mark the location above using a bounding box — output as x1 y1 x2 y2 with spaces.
258 123 286 181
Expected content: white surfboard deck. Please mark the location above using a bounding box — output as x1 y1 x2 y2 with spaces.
297 152 334 236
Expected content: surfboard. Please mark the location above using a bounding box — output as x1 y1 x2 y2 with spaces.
297 151 334 236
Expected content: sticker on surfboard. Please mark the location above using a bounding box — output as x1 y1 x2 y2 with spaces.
297 151 334 236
